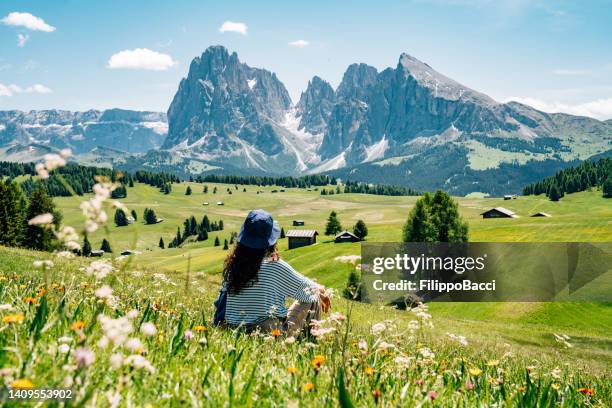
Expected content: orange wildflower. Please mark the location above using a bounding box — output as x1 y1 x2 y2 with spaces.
373 389 382 403
24 297 37 304
37 288 47 297
303 382 314 392
287 367 297 374
71 321 85 330
364 367 374 376
577 388 594 396
311 355 325 370
194 325 207 332
271 329 282 337
3 314 24 324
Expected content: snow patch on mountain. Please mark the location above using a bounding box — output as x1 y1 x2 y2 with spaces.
363 136 388 162
247 78 257 90
141 121 169 135
276 109 323 170
307 150 346 174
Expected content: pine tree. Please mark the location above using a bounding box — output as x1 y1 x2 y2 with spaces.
223 239 229 250
280 227 286 239
548 184 562 202
144 208 158 224
603 178 612 198
402 191 468 242
185 186 192 195
111 184 127 198
202 215 211 231
159 237 165 249
214 236 220 247
82 236 92 256
100 238 112 253
213 186 217 194
325 211 343 235
131 209 138 221
219 220 224 230
0 179 27 247
343 269 361 300
203 185 208 193
353 220 368 240
197 225 209 241
24 186 61 251
114 209 129 227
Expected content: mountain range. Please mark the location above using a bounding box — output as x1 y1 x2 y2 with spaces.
1 45 610 195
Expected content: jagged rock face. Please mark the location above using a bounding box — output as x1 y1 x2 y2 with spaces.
0 109 167 154
318 54 525 162
164 46 294 165
296 76 335 135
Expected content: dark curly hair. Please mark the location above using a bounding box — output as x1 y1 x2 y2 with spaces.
223 243 278 294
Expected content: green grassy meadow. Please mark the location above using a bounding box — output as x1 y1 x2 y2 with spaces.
0 181 610 406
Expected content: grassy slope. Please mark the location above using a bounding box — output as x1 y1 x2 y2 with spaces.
48 184 612 371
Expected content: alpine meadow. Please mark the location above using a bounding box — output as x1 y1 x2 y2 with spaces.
1 1 611 407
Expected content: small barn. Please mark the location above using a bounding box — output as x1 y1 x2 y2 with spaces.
503 195 512 200
203 202 209 206
292 220 305 226
90 250 104 257
286 230 318 249
481 207 517 219
334 230 362 243
531 212 551 217
217 201 224 206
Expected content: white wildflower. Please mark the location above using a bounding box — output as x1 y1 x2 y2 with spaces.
97 314 133 347
43 153 66 171
85 260 114 280
284 336 296 344
94 285 113 299
140 322 157 337
33 260 54 269
35 162 49 179
56 250 75 259
371 322 386 335
109 353 123 369
58 336 72 343
124 338 144 353
73 347 95 368
124 354 155 374
378 341 396 351
28 213 54 226
0 304 13 311
126 309 139 319
58 344 70 354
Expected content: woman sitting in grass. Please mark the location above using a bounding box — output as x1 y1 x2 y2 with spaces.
222 209 331 336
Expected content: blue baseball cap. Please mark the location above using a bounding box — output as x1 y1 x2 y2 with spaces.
237 209 281 249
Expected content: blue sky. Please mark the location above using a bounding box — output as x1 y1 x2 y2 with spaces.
1 0 611 119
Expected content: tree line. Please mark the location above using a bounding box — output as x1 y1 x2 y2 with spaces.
522 158 611 200
0 161 179 198
167 215 225 248
320 181 419 197
194 174 337 188
0 179 61 251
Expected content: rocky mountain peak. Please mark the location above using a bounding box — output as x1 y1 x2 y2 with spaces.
296 76 335 134
336 63 378 100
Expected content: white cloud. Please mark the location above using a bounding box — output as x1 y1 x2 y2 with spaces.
505 96 612 121
288 40 310 48
107 48 177 71
1 12 55 32
0 83 52 97
17 33 29 47
218 21 248 35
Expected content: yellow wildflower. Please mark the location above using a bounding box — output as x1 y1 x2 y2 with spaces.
469 367 482 376
11 379 34 389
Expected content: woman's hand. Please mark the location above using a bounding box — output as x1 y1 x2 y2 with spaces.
318 287 331 313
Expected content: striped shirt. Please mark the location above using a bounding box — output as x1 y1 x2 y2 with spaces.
226 259 319 326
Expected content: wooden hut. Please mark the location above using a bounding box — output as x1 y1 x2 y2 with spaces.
334 230 362 243
286 230 318 249
480 207 517 219
292 220 305 226
530 212 551 217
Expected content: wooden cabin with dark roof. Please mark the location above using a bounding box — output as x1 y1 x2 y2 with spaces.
480 207 517 219
286 229 318 249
